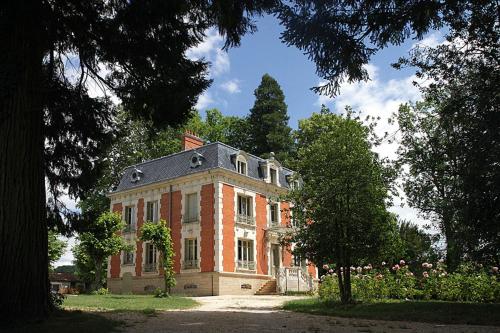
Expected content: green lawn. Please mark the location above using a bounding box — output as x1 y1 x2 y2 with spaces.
63 294 199 312
283 297 500 326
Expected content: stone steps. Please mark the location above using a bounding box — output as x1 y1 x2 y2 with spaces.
255 279 277 295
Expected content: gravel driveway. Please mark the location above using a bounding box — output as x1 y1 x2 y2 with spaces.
107 295 500 333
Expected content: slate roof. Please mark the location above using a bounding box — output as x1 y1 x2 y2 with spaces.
113 142 294 193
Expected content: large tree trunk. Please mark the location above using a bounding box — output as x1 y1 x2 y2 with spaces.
0 1 48 320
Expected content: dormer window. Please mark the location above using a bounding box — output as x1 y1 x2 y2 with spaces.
237 160 247 175
130 168 143 183
270 168 277 185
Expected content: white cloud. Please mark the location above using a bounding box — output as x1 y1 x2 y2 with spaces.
186 28 230 77
411 32 443 49
195 91 214 111
55 236 76 267
220 79 241 94
315 64 428 227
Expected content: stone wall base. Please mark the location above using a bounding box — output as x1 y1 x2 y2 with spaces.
107 272 272 296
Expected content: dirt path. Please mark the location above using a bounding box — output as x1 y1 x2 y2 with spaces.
106 296 500 333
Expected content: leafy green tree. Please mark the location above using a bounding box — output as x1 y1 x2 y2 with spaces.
73 243 105 291
288 107 394 304
398 220 438 266
48 231 67 270
140 220 175 295
76 212 131 291
53 265 76 274
248 74 294 163
1 1 274 319
276 0 498 95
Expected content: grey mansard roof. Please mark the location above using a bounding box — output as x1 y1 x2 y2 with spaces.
113 142 294 193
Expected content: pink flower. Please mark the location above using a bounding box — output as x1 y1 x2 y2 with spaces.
422 262 430 269
350 266 356 271
328 269 334 274
392 264 400 271
438 258 445 264
356 266 363 273
423 271 429 278
492 267 499 274
431 269 437 274
375 273 384 280
428 263 433 269
399 259 406 266
322 264 329 270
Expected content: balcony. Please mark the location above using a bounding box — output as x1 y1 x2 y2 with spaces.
183 217 198 224
236 214 255 226
143 263 157 273
183 259 199 269
237 260 256 271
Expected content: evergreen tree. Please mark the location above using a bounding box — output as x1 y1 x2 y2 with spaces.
248 74 294 163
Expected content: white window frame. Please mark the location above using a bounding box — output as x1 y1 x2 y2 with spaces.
184 192 198 223
270 167 278 185
270 203 279 226
237 239 255 270
184 238 198 269
122 250 134 265
146 200 159 223
237 160 247 175
124 205 135 232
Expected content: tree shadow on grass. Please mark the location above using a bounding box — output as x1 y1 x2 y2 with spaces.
0 309 124 333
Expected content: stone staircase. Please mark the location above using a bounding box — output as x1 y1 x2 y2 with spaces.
255 279 277 295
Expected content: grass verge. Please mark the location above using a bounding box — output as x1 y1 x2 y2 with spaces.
63 294 199 312
283 297 500 326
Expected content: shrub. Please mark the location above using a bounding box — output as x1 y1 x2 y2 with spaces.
154 287 169 298
319 261 500 303
92 287 110 295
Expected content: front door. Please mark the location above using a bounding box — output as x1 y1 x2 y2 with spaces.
271 244 280 276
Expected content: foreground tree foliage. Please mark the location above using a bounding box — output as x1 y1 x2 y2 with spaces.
140 220 175 295
76 212 130 291
288 108 394 304
1 1 276 318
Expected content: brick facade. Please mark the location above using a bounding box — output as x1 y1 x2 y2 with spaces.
255 194 268 275
200 184 215 272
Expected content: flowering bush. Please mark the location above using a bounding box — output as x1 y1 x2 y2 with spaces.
319 261 500 303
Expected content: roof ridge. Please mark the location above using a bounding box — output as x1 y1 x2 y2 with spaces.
125 141 221 170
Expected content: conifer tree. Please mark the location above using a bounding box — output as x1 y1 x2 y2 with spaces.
248 74 294 163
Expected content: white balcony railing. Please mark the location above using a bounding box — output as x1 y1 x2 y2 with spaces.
236 214 255 226
237 260 256 270
143 262 157 273
183 259 199 269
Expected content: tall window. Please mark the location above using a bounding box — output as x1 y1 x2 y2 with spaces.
184 238 198 268
270 168 277 184
237 195 254 225
124 206 135 232
146 200 158 223
122 250 134 265
293 254 306 267
238 195 252 216
144 243 157 272
184 193 198 223
237 160 247 175
270 203 279 226
237 239 254 270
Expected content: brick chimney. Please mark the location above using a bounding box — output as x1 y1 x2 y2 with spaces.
182 130 204 151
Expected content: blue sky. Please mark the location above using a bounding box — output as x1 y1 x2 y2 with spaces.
189 14 435 129
55 15 443 266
